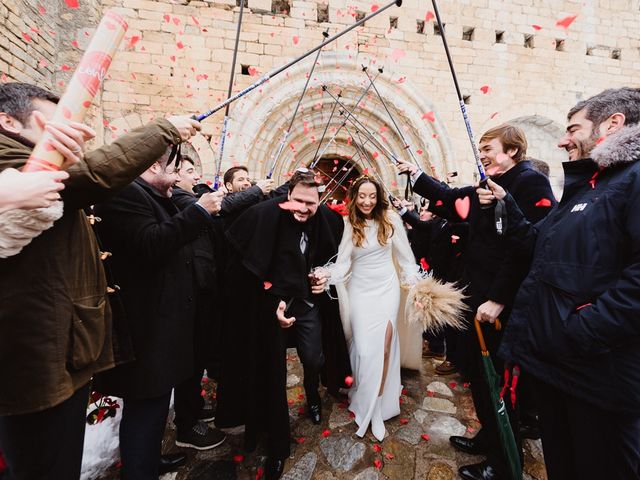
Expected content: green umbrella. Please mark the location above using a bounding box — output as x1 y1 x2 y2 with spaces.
474 319 522 480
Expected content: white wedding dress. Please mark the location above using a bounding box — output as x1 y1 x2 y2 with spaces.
327 212 422 441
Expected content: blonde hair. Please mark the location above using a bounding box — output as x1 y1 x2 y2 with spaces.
347 176 394 248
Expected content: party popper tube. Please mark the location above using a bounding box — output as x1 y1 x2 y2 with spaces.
23 11 128 172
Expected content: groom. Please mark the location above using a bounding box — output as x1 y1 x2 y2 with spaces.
221 169 348 479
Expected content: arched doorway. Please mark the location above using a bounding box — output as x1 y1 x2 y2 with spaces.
313 156 361 203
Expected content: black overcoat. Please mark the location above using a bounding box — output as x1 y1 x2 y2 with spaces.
93 179 212 398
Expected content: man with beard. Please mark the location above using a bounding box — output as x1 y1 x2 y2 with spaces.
93 149 225 479
0 81 199 480
219 169 348 479
396 124 556 480
480 87 640 480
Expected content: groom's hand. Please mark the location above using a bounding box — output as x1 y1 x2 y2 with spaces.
276 300 296 328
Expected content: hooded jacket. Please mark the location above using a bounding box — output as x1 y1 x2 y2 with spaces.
0 119 182 415
499 124 640 413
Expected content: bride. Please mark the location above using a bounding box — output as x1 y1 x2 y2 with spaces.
313 175 423 441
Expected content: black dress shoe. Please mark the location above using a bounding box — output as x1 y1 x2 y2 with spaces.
158 453 187 475
459 461 500 480
264 457 286 480
449 435 487 455
309 404 321 425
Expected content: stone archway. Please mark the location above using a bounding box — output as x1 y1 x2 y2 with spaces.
509 115 566 198
220 53 457 196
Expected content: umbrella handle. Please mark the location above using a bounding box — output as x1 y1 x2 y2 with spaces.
474 319 489 355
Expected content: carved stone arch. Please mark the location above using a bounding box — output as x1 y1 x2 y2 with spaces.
508 115 566 197
221 52 458 196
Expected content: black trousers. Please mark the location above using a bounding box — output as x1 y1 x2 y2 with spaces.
284 305 324 406
247 304 324 459
173 368 205 432
534 377 640 480
0 383 90 480
119 391 171 480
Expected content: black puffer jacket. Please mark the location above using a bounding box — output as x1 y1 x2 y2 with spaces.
499 124 640 413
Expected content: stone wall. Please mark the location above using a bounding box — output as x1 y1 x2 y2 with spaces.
2 0 640 192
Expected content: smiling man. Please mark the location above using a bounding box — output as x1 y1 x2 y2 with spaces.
480 87 640 480
395 124 557 480
220 169 349 480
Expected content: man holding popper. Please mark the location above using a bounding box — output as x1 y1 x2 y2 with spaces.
0 81 200 480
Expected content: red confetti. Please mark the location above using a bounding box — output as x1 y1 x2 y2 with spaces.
400 418 409 425
532 24 542 31
176 41 184 49
170 55 176 62
256 467 264 480
451 234 459 244
596 136 607 145
373 444 382 453
454 196 470 220
535 198 552 207
61 64 71 71
200 389 206 397
128 35 140 48
233 454 244 463
21 32 32 42
288 399 294 405
296 437 305 444
435 200 443 206
391 48 406 62
71 40 79 48
480 85 490 94
449 381 457 389
463 382 471 388
425 11 435 22
37 4 46 14
421 434 430 441
298 393 305 400
248 66 258 76
322 429 331 437
420 258 430 271
385 453 394 460
172 17 181 25
344 375 354 387
64 0 79 8
371 4 379 12
363 168 369 175
422 111 435 122
293 35 299 45
263 281 272 290
38 59 48 68
556 15 578 29
163 14 170 23
374 459 383 470
278 200 305 211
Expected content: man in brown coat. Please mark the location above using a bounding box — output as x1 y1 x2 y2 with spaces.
0 82 200 480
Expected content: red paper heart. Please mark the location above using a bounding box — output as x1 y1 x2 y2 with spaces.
454 196 470 220
535 198 552 207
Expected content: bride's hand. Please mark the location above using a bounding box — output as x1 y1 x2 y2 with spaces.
309 268 329 294
276 300 296 328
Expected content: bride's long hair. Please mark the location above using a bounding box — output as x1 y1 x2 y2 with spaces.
347 175 394 248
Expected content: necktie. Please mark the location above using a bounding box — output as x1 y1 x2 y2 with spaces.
300 231 308 254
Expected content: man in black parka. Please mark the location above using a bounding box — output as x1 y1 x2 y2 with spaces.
397 124 556 480
93 149 224 479
481 88 640 480
218 169 348 480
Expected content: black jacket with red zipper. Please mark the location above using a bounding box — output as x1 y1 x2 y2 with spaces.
498 124 640 413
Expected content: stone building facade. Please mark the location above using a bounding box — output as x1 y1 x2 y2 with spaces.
2 0 640 197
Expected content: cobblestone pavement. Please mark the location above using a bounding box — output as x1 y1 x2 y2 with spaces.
103 350 547 480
